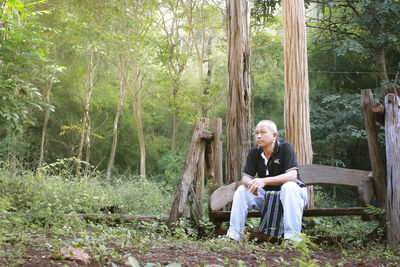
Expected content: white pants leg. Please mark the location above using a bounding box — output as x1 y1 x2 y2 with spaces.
226 185 265 240
280 181 308 241
226 182 308 241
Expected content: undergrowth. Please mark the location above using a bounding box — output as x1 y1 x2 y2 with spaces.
0 165 399 266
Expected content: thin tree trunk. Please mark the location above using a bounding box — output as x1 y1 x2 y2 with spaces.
181 0 207 117
385 93 400 247
202 35 214 117
226 0 252 184
76 51 96 175
38 81 53 168
131 68 146 179
282 0 314 208
106 68 126 180
376 47 389 82
171 86 179 153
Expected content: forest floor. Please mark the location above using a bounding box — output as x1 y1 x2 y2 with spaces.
2 229 399 267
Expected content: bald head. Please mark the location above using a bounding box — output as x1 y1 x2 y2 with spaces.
256 120 278 134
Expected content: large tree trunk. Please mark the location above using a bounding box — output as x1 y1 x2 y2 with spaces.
132 68 146 179
38 81 53 168
385 93 400 247
76 51 97 175
106 67 127 181
226 0 252 184
361 89 387 208
282 0 314 207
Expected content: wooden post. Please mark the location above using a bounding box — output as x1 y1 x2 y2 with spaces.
385 93 400 247
361 89 387 208
168 119 210 226
212 118 223 192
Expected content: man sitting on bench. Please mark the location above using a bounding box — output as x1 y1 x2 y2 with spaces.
226 120 308 242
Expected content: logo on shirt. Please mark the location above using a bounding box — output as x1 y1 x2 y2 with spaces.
274 159 280 164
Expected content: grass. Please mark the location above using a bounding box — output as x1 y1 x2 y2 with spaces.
0 167 399 266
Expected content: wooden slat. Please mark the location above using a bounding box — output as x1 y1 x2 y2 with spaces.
209 182 241 211
299 164 371 187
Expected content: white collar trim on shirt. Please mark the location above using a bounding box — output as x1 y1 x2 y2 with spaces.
261 152 268 166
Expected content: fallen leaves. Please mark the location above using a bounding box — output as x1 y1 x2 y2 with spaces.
51 247 91 264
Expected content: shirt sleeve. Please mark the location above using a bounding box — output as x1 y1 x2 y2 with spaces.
281 142 298 173
243 147 257 178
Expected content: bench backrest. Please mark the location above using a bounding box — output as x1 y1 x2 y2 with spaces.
299 164 370 187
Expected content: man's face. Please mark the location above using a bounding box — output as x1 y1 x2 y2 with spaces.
254 124 277 148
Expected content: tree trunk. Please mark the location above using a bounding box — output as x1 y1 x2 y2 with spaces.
282 0 314 207
168 119 210 225
38 81 53 168
226 0 252 184
76 51 96 175
106 69 126 181
132 68 146 179
171 105 178 152
376 47 389 82
361 89 387 208
385 93 400 247
179 0 208 117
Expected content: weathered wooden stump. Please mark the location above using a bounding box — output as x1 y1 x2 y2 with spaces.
385 93 400 247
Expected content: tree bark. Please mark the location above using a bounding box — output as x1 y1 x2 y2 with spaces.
168 119 209 225
375 47 389 82
171 102 178 152
361 89 387 208
132 68 146 179
282 0 314 207
38 81 53 168
106 61 127 180
76 51 97 175
226 0 252 184
385 93 400 247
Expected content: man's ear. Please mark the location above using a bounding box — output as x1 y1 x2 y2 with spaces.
273 132 278 138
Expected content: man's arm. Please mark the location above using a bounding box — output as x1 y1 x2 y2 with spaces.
247 170 297 195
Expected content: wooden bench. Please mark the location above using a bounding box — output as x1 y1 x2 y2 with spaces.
208 164 374 232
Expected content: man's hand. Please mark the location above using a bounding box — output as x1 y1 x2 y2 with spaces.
246 178 265 196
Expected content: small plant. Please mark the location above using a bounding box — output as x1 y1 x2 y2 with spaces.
364 205 385 216
37 157 100 178
291 234 319 267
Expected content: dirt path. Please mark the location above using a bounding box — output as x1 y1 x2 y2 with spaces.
6 242 398 267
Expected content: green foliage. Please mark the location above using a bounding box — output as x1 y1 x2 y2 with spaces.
291 234 319 267
156 150 186 186
0 0 51 133
310 92 371 169
251 18 285 129
364 205 385 216
0 167 172 229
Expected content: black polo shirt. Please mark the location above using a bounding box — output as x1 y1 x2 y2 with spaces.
243 140 305 191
